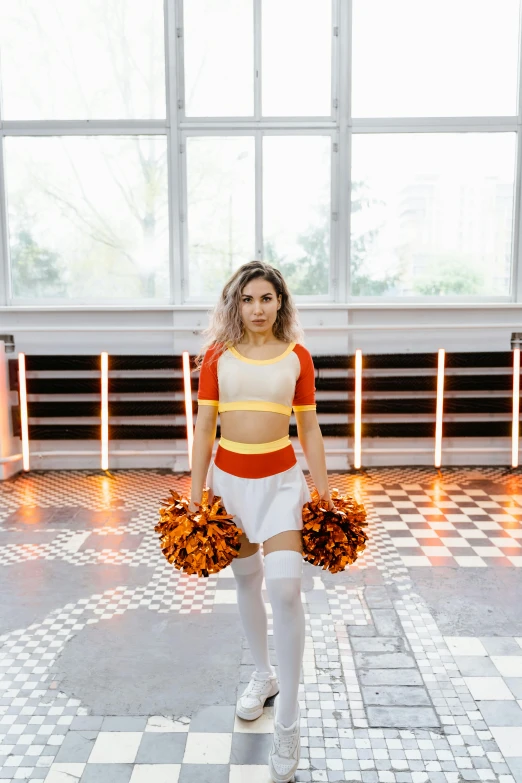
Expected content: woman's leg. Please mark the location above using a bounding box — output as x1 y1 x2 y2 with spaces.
230 533 273 677
263 530 305 728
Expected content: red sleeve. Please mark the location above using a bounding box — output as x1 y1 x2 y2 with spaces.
197 344 221 407
292 343 316 410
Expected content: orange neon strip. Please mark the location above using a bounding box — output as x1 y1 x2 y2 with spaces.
101 352 109 471
354 349 362 470
18 353 30 472
182 351 194 469
434 349 445 468
512 347 520 469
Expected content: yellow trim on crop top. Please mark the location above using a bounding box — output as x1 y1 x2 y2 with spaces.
198 399 316 414
218 400 292 416
218 434 291 454
225 341 296 365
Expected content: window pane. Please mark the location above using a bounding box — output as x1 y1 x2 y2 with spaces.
183 0 254 117
352 0 519 117
0 0 166 120
262 0 332 116
5 136 169 300
351 133 515 297
263 136 331 295
187 137 255 297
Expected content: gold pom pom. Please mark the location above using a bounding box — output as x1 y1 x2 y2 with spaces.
302 487 368 574
155 488 242 577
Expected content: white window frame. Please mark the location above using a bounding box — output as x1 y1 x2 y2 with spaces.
345 0 522 305
177 0 340 304
0 0 521 306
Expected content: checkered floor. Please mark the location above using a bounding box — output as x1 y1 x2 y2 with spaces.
0 466 521 782
372 486 522 568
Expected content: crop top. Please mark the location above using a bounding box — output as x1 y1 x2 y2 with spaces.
197 340 316 416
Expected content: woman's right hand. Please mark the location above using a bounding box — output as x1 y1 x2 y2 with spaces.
188 487 213 514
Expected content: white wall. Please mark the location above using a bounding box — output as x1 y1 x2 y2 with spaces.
1 302 520 355
1 304 520 477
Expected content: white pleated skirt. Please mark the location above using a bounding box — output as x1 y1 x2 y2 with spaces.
206 458 312 544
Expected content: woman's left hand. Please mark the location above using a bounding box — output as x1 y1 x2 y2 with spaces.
320 495 335 511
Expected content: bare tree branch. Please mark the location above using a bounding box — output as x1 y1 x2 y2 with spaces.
39 184 134 264
92 137 144 224
57 138 125 243
47 2 94 114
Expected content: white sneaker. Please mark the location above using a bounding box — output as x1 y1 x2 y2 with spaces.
269 696 301 783
236 672 279 721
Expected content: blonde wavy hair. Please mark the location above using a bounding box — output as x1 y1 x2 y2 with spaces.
193 260 306 372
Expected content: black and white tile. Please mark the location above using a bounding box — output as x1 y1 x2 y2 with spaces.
0 467 520 782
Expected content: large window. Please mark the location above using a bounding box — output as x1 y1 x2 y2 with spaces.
263 135 332 296
180 0 334 302
0 0 520 304
5 136 169 299
351 133 516 297
183 0 254 117
352 0 519 118
186 136 256 297
0 0 168 302
350 0 519 299
0 0 166 121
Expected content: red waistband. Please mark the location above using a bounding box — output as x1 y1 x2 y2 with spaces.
214 443 297 478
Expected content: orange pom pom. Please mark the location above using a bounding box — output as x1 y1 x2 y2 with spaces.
302 487 368 574
155 488 242 577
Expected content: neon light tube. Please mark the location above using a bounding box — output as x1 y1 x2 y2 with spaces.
18 353 30 472
101 352 109 471
435 349 445 468
182 351 194 470
512 347 520 469
354 349 362 470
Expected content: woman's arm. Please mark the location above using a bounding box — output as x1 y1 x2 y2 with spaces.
294 409 333 508
189 404 218 509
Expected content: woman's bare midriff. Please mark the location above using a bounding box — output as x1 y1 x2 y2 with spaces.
220 410 290 444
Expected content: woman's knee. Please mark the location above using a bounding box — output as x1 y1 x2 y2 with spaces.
266 577 301 611
231 546 263 580
236 531 260 559
263 550 303 610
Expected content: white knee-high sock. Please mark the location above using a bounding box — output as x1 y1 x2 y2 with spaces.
230 550 274 678
263 550 304 727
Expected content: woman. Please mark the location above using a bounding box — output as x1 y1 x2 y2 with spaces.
189 260 332 783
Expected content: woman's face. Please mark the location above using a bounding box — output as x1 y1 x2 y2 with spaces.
239 277 281 337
